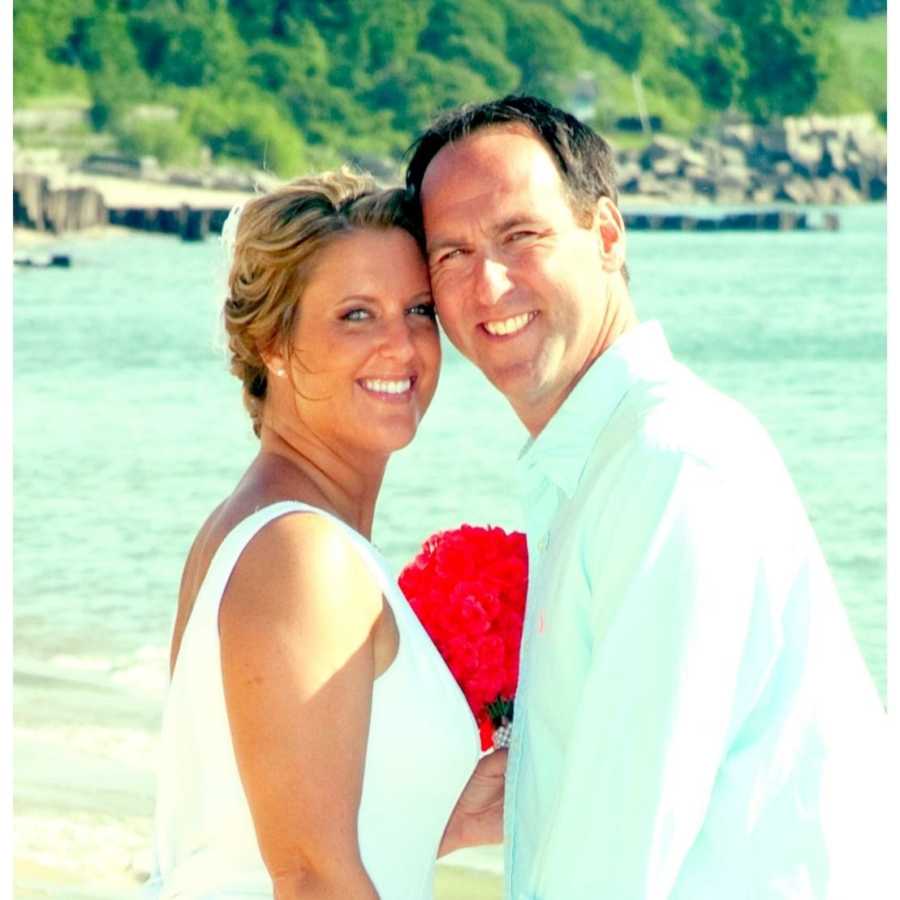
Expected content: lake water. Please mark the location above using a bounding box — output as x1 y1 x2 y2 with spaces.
13 204 887 896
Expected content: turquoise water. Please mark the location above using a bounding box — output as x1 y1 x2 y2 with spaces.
12 204 887 892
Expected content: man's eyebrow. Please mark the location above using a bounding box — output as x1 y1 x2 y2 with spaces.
426 216 545 257
426 236 465 257
494 215 543 233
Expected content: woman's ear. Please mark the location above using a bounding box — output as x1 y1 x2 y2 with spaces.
260 347 287 379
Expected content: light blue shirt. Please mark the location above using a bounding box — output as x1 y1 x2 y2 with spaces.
504 322 893 899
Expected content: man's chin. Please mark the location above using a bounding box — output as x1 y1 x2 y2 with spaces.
483 364 542 408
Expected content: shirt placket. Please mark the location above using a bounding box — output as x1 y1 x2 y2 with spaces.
505 475 562 898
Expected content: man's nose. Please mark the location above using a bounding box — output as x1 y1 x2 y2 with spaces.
473 256 513 307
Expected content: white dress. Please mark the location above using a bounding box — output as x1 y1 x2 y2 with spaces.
143 501 481 898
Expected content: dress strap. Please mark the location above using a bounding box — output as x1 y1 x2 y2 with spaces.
186 501 322 635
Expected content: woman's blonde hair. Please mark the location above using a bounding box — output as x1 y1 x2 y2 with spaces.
223 168 421 437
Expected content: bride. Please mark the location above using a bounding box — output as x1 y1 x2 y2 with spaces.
144 170 505 898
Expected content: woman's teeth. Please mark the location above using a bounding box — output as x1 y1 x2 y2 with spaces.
360 378 412 395
483 312 535 336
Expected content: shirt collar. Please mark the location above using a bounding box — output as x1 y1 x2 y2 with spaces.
517 321 674 499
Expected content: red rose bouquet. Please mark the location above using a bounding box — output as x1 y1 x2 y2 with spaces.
398 525 528 751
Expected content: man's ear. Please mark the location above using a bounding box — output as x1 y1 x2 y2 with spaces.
592 197 626 274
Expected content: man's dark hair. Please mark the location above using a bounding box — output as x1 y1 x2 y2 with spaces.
405 94 620 225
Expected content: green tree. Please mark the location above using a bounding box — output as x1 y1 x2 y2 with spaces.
367 51 494 135
503 2 587 102
720 0 844 121
13 0 92 99
668 1 746 110
419 0 520 94
246 21 330 100
847 0 886 16
181 84 307 173
127 1 246 88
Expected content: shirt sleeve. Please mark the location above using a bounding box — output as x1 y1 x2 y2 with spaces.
532 445 774 899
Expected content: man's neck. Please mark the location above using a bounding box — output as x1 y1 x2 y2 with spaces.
519 301 639 438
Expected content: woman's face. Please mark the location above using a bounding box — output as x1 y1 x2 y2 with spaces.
275 227 440 457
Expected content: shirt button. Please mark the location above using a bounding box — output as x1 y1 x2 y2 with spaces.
538 533 550 552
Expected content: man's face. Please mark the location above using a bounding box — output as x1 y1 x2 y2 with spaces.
420 125 617 435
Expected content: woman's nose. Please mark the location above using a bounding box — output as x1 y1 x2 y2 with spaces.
379 315 416 361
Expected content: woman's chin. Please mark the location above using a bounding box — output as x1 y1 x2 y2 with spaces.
377 426 420 455
361 409 427 455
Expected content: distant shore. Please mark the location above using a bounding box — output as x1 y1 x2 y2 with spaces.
13 113 886 246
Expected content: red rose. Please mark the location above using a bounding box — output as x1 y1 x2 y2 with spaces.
399 525 528 751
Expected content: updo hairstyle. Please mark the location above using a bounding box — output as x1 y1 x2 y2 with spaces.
223 168 421 437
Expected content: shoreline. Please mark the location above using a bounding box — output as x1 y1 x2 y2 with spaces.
13 223 134 250
13 656 505 900
12 859 503 900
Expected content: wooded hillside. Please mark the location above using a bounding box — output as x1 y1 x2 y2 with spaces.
13 0 887 174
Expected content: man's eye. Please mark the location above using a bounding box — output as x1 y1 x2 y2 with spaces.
508 230 536 242
342 308 370 321
436 248 464 265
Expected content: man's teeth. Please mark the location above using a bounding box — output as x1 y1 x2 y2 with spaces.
483 312 535 336
361 378 412 394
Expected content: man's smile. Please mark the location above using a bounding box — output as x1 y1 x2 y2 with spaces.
481 311 538 337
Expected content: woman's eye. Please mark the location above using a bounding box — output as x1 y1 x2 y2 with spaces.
342 308 371 322
408 302 437 319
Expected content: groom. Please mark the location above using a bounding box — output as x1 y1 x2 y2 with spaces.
406 96 891 898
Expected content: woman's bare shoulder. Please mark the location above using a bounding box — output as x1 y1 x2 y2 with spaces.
221 510 382 629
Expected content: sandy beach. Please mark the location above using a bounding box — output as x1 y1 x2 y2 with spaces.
13 858 502 900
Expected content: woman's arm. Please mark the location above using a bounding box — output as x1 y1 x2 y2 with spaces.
220 512 383 900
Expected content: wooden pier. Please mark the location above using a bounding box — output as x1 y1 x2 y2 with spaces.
622 209 840 231
14 171 842 246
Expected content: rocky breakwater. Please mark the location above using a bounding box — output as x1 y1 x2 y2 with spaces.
617 113 887 205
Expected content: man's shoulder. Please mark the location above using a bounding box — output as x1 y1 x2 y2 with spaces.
572 363 790 512
613 363 778 473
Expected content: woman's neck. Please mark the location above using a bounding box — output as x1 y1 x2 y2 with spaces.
253 422 387 540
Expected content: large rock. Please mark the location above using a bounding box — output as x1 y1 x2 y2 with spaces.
659 176 694 201
717 164 753 195
616 160 642 192
749 185 776 204
650 154 681 178
678 146 707 173
720 123 757 155
825 174 861 204
808 178 837 205
718 145 748 168
783 130 823 177
640 135 686 167
776 176 815 204
774 160 793 177
690 175 718 199
633 171 670 198
818 135 847 178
